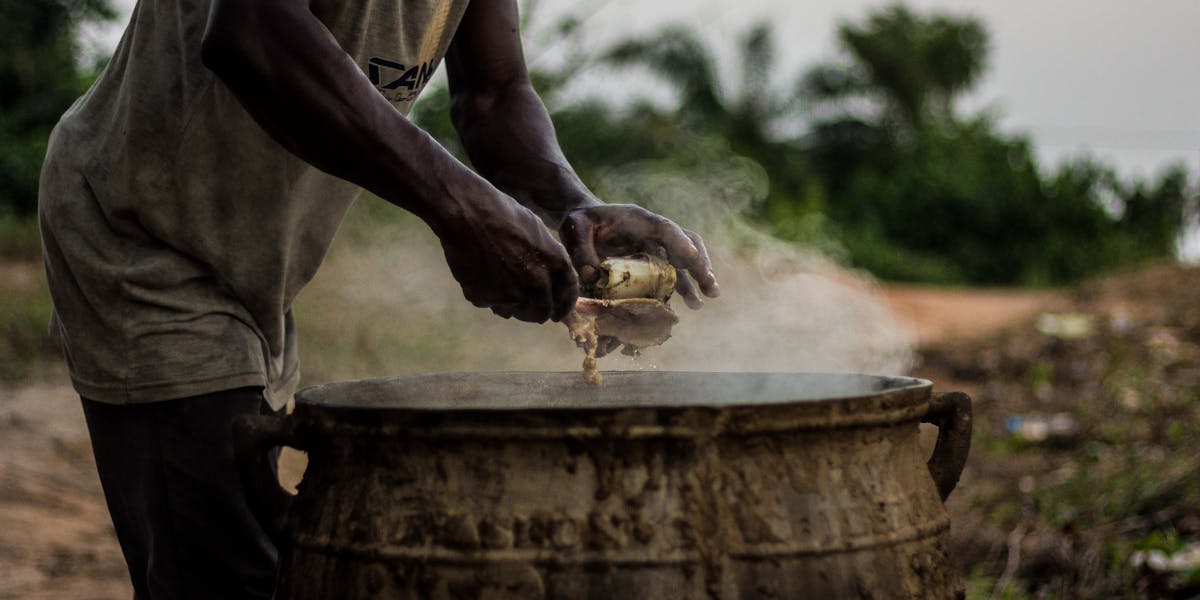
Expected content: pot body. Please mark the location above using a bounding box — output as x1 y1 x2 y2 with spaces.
256 372 968 599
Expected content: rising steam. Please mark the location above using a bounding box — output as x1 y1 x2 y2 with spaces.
294 151 914 385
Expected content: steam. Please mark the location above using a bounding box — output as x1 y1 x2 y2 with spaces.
589 155 913 375
295 153 914 385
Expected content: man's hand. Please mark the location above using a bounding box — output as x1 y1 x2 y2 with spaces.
443 0 717 323
559 204 720 310
436 185 579 323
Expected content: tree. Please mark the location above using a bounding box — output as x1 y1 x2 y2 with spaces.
411 12 710 193
795 4 1194 285
0 0 116 217
601 23 811 208
417 4 1195 286
802 5 987 134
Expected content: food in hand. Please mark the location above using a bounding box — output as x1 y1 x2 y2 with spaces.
590 253 677 302
565 254 680 386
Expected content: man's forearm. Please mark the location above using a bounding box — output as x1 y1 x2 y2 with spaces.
450 78 602 227
201 0 492 235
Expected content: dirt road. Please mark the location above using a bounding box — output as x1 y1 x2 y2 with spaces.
883 284 1061 345
0 375 131 598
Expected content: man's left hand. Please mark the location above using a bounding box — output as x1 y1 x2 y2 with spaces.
559 204 720 310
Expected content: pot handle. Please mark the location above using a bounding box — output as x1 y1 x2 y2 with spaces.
921 391 972 501
233 412 300 540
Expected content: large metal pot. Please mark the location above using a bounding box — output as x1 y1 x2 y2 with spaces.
236 371 971 599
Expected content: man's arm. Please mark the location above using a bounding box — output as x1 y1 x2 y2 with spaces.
201 0 578 323
203 0 462 227
443 0 599 227
444 0 720 308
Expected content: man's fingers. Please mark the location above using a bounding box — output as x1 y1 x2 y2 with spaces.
680 229 719 298
654 222 719 299
462 285 493 309
518 265 561 324
675 271 704 310
560 213 603 284
511 296 551 324
562 207 719 308
492 294 555 323
550 260 580 323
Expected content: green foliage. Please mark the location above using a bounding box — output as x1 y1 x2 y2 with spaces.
419 3 1195 287
965 570 1036 600
0 284 55 381
0 0 115 217
0 217 54 381
0 220 56 381
574 5 1194 286
601 23 813 210
798 5 1195 285
604 26 725 128
0 214 44 259
806 5 988 131
0 287 54 378
818 118 1155 285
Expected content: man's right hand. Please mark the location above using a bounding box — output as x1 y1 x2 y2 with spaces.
435 184 579 324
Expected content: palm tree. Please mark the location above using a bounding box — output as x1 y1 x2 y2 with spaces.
604 23 798 154
799 5 989 202
601 23 812 213
802 4 988 134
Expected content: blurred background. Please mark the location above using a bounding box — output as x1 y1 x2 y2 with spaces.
2 0 1198 597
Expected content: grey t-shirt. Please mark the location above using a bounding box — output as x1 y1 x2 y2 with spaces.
38 0 470 409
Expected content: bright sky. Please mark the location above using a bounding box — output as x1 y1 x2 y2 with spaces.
93 0 1199 255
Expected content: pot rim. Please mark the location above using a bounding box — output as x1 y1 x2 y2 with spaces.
294 371 931 411
287 372 938 439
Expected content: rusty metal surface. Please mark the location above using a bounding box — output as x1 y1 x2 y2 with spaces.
263 372 966 599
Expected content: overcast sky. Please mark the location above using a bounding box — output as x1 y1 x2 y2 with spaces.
94 0 1199 182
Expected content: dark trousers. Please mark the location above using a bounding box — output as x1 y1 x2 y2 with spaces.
81 388 280 599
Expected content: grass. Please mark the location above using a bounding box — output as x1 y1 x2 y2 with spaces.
0 214 42 260
0 279 55 381
0 215 56 381
927 277 1200 598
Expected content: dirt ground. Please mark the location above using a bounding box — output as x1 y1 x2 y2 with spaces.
882 285 1061 345
918 263 1200 598
0 375 131 598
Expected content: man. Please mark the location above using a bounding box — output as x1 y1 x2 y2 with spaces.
38 0 717 597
